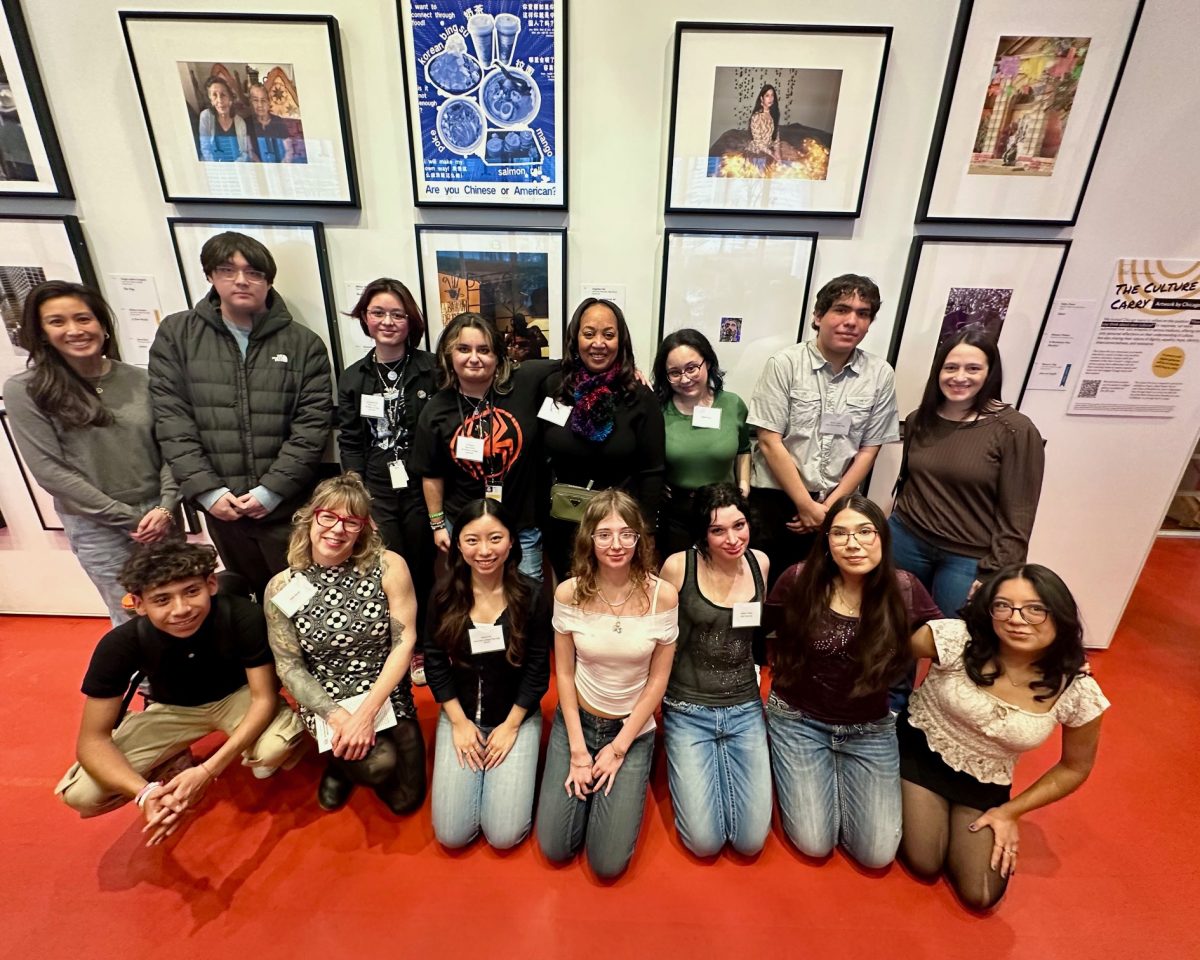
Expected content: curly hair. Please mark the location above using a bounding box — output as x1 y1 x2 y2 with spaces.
961 563 1087 702
435 312 514 394
120 540 218 596
569 489 657 607
347 277 426 348
770 494 910 698
286 472 384 572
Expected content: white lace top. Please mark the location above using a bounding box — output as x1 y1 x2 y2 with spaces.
908 620 1110 785
553 578 679 737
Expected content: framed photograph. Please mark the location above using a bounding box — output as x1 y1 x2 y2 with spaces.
0 0 72 197
658 229 818 403
167 218 343 376
665 22 891 217
887 236 1071 414
414 225 567 355
1 410 62 530
120 12 359 206
0 215 97 397
916 0 1144 224
397 1 566 209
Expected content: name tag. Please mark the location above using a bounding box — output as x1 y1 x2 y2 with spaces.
485 483 503 502
469 623 506 655
692 405 722 429
389 460 409 489
538 397 572 426
271 574 318 617
820 412 852 437
456 436 485 462
731 601 762 627
360 394 385 418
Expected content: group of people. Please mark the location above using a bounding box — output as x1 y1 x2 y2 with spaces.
196 75 304 164
5 232 1108 909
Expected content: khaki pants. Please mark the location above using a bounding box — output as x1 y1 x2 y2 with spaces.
56 687 304 818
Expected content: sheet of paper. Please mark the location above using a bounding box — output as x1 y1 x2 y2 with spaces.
108 274 163 367
313 692 398 753
580 283 626 310
1025 298 1095 391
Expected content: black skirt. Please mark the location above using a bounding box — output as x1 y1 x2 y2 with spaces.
897 710 1012 811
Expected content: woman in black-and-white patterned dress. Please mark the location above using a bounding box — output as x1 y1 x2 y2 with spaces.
265 473 426 814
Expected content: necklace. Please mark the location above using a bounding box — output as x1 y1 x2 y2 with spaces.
597 584 638 633
375 350 408 384
833 584 861 616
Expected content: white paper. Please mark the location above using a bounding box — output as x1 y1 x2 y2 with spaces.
271 574 318 617
538 396 572 425
731 601 762 627
1025 299 1095 391
580 283 626 310
692 405 722 429
108 274 163 368
469 623 506 654
456 436 485 462
360 394 385 418
314 693 398 753
389 460 409 489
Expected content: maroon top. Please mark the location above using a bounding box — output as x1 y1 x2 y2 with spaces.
766 563 940 724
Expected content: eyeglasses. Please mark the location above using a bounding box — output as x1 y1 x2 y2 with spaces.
366 308 408 323
212 264 268 284
828 526 878 547
666 360 706 383
989 600 1049 625
313 508 368 534
592 530 640 547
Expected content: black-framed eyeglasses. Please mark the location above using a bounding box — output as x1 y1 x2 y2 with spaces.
366 308 407 323
828 526 878 547
212 263 267 284
989 601 1049 625
592 530 640 547
665 359 706 383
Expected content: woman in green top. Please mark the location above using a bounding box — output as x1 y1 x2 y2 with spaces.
4 281 178 624
652 329 750 558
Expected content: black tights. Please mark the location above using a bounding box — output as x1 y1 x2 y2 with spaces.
326 719 427 815
899 780 1010 911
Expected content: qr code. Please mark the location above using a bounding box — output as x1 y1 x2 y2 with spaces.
1078 379 1101 398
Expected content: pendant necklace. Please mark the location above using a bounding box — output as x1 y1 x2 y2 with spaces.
597 584 637 633
376 351 408 384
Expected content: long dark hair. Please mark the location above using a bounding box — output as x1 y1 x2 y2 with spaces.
431 499 531 666
557 298 639 403
752 83 780 142
770 494 910 697
909 330 1005 442
652 328 725 406
348 277 426 348
18 281 122 429
689 483 751 560
962 563 1086 702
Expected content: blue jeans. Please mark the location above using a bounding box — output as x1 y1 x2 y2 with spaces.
536 706 654 879
766 692 901 869
887 514 979 618
446 520 543 584
662 697 772 857
431 709 542 849
57 501 147 626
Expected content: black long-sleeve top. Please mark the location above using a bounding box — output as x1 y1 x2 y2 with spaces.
422 575 551 728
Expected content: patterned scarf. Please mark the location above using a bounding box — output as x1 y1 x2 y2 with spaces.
565 360 622 442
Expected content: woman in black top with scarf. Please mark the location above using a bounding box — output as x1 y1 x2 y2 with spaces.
541 298 665 578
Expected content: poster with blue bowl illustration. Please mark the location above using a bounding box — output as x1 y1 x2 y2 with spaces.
399 1 565 208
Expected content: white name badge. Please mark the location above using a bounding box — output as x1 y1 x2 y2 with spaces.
692 405 722 429
360 394 385 418
271 574 318 617
469 623 506 655
484 483 503 503
456 436 485 462
731 601 763 628
538 396 572 426
820 412 852 437
389 460 409 489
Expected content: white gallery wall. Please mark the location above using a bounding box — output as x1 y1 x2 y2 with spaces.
0 0 1196 644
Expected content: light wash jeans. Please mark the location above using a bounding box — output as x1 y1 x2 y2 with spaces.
766 692 901 869
536 706 655 879
662 697 772 857
431 709 542 849
57 501 148 626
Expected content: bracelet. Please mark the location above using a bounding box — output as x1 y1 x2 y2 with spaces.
430 520 447 531
153 506 173 517
570 760 592 769
609 744 625 760
135 781 163 808
201 759 218 780
428 511 445 520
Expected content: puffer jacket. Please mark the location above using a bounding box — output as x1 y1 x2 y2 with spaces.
148 289 332 520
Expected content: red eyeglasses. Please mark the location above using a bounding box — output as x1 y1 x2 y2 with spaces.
313 508 368 534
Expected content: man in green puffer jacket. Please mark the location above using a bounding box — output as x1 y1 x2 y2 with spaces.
149 231 332 599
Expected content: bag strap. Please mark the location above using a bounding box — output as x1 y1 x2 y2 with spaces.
893 419 912 498
651 575 662 614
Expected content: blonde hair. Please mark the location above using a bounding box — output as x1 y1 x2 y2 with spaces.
286 472 384 572
570 489 656 606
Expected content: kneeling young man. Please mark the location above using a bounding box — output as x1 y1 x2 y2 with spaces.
56 540 304 843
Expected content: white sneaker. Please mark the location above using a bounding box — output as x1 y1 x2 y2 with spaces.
250 737 305 779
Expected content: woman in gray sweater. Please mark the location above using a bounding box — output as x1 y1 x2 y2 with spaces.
4 281 178 623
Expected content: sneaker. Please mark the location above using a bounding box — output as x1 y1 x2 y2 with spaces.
409 652 427 686
250 737 306 779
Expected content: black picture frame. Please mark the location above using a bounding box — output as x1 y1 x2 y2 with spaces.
396 0 569 210
886 235 1072 410
664 21 891 218
167 217 343 375
915 0 1144 225
0 0 72 198
119 11 360 207
1 410 63 531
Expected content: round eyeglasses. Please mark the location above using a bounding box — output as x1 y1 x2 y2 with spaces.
592 530 640 547
666 360 706 383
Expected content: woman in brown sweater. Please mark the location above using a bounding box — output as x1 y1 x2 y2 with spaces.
889 330 1044 620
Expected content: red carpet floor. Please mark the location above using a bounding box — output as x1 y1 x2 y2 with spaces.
2 538 1198 959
